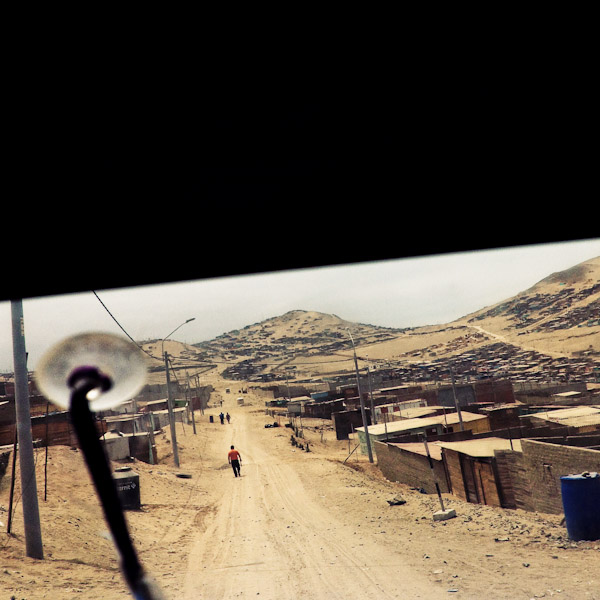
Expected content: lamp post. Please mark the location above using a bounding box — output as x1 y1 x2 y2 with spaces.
347 329 374 463
161 318 195 468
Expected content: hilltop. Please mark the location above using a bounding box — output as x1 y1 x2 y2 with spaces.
140 311 403 383
190 310 404 382
141 257 600 385
198 309 401 356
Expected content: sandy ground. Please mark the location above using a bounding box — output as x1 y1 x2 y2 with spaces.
2 378 600 599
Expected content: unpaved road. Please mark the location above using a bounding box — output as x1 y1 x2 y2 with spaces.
182 407 439 599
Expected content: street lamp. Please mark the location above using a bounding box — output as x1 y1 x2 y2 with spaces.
161 318 195 468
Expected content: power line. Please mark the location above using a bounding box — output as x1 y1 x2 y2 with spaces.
92 291 160 361
91 292 378 370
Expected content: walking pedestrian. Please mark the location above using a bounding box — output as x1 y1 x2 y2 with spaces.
228 445 242 477
219 412 225 424
226 412 231 424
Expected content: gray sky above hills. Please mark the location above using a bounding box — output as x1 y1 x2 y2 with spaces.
1 238 599 372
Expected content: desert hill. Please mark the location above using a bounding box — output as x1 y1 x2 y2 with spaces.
139 311 402 383
141 257 599 385
198 309 401 356
455 256 599 358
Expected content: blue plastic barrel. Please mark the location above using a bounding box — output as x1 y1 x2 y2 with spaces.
560 472 600 541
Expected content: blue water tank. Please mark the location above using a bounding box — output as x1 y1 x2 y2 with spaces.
560 472 600 541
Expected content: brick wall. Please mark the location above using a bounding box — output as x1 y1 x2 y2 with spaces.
375 441 449 494
513 440 600 514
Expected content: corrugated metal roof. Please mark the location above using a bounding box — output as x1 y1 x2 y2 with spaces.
532 405 600 424
437 437 523 457
387 441 444 460
356 411 487 436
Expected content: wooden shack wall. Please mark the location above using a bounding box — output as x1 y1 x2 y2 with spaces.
443 448 503 507
494 449 519 509
442 448 465 501
472 459 502 507
1 413 107 447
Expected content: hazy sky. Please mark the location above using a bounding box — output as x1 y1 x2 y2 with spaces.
1 239 599 372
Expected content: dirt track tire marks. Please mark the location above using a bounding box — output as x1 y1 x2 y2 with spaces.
182 408 446 599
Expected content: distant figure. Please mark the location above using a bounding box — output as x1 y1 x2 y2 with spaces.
228 445 242 477
219 412 225 424
226 412 231 424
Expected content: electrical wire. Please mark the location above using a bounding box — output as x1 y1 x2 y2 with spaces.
92 291 380 372
92 291 161 362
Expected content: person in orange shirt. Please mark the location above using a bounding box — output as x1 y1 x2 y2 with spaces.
228 445 242 477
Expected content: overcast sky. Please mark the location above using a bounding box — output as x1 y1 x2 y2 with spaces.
1 238 599 372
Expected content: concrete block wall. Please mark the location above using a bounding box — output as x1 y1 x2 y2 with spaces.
375 441 449 494
513 440 600 514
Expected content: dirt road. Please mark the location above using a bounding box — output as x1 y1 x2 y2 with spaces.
182 407 439 599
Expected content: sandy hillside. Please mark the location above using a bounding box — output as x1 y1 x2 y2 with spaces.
454 256 600 355
2 375 599 599
140 257 599 385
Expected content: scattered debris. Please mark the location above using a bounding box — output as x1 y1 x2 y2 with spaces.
387 497 407 506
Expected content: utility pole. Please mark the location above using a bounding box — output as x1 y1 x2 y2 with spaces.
160 318 194 468
186 372 196 435
195 375 204 415
164 352 180 467
366 355 377 425
11 300 44 559
450 366 465 432
347 329 373 463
